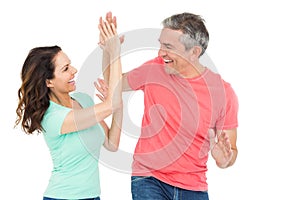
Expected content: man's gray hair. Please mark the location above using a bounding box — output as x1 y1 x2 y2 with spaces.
162 12 209 57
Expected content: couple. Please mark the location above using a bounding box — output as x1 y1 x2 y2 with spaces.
15 11 239 200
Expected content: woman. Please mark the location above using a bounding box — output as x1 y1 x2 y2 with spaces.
15 16 122 200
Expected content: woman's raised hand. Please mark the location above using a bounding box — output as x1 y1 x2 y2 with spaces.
98 12 124 52
98 18 120 57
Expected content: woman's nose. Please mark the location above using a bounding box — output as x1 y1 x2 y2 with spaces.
71 66 77 74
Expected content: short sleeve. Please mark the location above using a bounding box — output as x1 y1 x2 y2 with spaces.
216 84 239 130
42 104 71 137
127 57 164 91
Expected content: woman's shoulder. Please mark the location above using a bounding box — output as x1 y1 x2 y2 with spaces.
71 92 91 99
71 92 94 107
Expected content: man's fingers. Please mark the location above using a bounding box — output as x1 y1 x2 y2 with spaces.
218 132 232 151
208 129 216 150
119 35 125 44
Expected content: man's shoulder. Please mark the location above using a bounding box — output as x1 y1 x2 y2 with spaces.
134 56 165 74
142 56 164 66
203 69 237 97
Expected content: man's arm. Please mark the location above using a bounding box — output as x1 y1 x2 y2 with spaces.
122 72 133 91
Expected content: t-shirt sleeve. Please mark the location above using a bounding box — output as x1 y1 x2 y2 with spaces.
127 66 148 91
127 57 162 91
42 106 71 137
216 84 239 130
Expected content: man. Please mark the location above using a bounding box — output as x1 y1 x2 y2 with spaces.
102 12 238 200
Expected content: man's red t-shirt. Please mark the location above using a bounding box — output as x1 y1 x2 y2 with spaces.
127 56 238 191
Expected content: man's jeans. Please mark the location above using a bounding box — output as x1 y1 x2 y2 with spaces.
131 176 209 200
43 197 100 200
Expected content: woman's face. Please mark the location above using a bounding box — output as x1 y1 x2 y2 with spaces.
46 51 77 94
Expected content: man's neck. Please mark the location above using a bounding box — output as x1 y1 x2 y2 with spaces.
181 63 206 78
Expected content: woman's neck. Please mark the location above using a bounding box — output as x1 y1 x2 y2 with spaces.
50 92 73 108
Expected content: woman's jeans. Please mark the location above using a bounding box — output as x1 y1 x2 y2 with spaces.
43 197 100 200
131 176 209 200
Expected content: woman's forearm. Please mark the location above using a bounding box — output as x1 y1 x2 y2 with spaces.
103 105 123 151
102 50 110 84
61 102 113 134
107 54 122 110
99 19 123 151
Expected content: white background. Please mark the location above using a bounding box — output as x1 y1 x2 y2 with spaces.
1 0 299 199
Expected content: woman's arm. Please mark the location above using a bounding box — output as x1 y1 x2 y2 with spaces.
101 12 130 92
101 108 123 152
98 14 123 151
95 79 123 152
60 15 122 137
61 101 113 134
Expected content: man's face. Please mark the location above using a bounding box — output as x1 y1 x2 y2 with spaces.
158 28 192 75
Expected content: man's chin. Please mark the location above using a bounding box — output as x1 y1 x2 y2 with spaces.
164 66 179 75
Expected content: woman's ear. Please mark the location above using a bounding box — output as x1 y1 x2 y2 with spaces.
46 79 53 88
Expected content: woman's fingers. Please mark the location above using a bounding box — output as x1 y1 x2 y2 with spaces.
96 93 105 102
110 23 117 35
94 79 108 102
105 11 117 28
101 20 116 37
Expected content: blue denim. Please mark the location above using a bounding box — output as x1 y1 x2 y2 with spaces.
43 197 100 200
131 176 209 200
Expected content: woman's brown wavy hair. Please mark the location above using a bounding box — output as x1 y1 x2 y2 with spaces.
15 45 62 134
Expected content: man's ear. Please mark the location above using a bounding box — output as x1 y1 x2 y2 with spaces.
46 79 53 88
191 46 202 61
